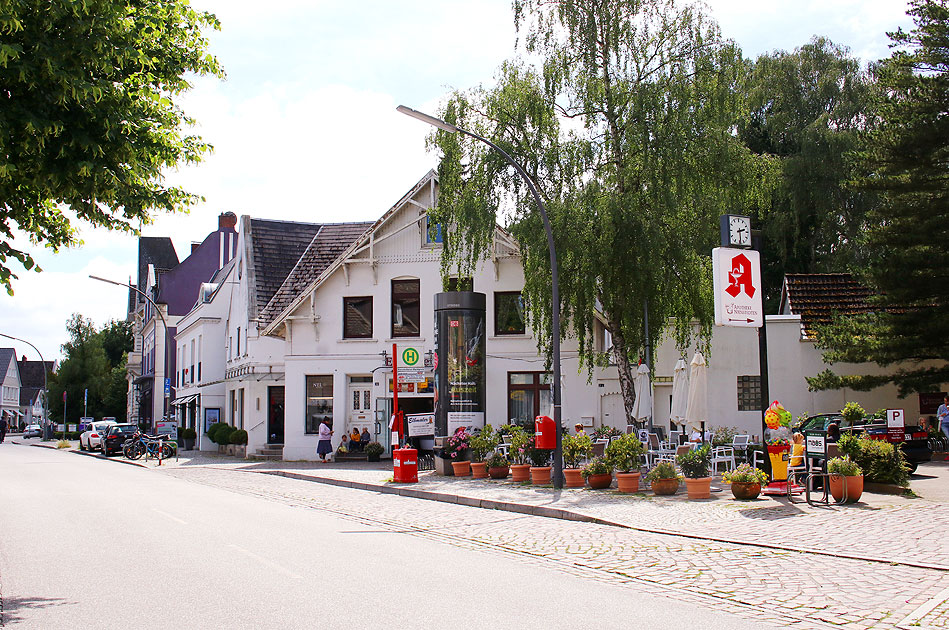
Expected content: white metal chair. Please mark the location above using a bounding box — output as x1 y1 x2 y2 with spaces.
732 434 751 463
711 445 736 474
657 443 692 463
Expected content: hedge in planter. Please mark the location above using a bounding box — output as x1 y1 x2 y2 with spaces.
838 434 909 487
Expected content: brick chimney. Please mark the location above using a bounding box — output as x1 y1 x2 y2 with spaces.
219 212 237 230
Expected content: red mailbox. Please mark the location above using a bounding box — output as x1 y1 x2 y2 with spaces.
534 415 556 449
393 448 418 483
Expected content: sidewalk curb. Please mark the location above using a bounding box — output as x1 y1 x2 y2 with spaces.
256 468 949 573
24 441 148 469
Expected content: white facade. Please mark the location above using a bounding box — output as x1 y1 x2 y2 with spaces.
1 353 21 424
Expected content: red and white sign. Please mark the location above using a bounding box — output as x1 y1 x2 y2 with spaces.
887 408 905 443
713 248 763 328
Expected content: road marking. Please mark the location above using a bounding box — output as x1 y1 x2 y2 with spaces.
228 544 303 579
152 508 187 525
898 584 949 629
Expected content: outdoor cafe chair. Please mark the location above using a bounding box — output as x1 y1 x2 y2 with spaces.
658 443 691 464
711 445 736 474
592 440 608 458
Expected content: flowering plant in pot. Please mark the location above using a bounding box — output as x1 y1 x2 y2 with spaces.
677 444 713 499
526 436 553 484
562 433 593 487
827 455 864 503
605 434 646 493
505 425 532 482
581 456 614 490
720 463 769 500
485 451 510 479
445 427 472 476
592 426 622 440
645 461 682 495
364 441 384 462
469 425 499 479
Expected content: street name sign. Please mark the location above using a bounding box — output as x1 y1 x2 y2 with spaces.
712 247 763 328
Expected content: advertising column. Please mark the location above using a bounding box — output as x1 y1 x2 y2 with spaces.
434 292 486 437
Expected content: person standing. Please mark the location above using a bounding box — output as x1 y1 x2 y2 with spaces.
0 415 7 443
317 418 333 463
938 396 949 441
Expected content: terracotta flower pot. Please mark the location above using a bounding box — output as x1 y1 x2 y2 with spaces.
451 460 471 477
829 474 864 503
510 464 531 482
488 465 509 479
730 481 761 500
615 471 641 493
470 462 488 479
651 477 679 496
586 472 613 490
685 476 712 499
530 466 552 485
563 468 585 488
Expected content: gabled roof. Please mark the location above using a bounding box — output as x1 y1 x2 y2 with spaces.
779 273 873 340
133 237 179 308
0 348 15 379
258 222 374 327
17 359 53 389
243 217 323 321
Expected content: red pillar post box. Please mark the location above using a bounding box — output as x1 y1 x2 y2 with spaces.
393 448 418 483
535 415 556 450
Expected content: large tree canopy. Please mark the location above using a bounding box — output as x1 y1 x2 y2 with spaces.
429 0 772 424
0 0 222 294
808 0 949 395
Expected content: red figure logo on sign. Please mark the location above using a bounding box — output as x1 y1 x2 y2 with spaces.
725 253 756 298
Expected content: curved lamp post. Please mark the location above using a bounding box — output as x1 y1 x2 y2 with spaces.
397 105 564 488
0 332 49 439
90 274 170 431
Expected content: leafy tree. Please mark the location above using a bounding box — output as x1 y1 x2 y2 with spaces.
740 37 878 310
808 0 949 395
429 0 772 424
0 0 223 294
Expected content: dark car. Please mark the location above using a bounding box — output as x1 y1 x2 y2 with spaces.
101 424 138 456
794 413 932 473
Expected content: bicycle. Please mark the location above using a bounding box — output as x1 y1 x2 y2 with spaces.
123 432 173 460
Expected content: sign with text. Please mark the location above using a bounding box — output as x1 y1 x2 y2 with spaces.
155 421 177 439
805 432 825 457
396 367 428 383
406 413 435 437
713 248 763 328
887 408 905 443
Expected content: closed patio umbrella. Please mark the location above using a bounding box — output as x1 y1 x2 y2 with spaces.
670 358 689 429
630 363 652 429
684 352 708 435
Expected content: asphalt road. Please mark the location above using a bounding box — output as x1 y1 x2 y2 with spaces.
0 442 759 630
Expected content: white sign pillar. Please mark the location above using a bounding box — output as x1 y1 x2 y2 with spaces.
713 248 764 328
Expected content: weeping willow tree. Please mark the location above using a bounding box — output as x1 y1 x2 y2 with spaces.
428 0 773 423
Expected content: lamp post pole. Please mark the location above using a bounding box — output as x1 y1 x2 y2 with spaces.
89 275 171 432
397 105 564 488
0 333 49 439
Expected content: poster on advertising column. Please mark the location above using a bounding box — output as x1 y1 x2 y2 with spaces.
434 292 486 436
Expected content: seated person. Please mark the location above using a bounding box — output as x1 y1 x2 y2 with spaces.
826 422 841 443
790 432 805 467
336 434 349 455
349 427 363 451
360 428 371 448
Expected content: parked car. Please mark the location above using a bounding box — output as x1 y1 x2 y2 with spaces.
794 413 932 473
22 424 42 438
100 424 139 456
79 420 117 452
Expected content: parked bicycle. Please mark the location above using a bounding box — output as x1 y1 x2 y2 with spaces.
123 431 174 460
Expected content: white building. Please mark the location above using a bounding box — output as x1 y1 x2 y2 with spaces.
0 349 22 428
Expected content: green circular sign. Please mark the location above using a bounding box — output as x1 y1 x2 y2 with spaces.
402 347 420 366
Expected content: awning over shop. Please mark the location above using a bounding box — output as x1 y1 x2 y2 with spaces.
171 394 198 407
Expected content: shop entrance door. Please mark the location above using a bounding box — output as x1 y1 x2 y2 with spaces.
267 386 285 444
348 378 373 433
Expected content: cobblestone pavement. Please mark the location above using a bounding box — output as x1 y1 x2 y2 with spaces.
150 457 949 630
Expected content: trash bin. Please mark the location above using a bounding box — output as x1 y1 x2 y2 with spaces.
535 415 556 449
393 448 418 483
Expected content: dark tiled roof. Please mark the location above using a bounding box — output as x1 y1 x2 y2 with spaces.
259 222 373 326
782 273 873 339
134 237 178 307
18 360 54 405
247 219 323 319
0 348 14 380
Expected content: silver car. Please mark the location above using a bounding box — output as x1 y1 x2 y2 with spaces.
22 424 42 438
79 421 116 451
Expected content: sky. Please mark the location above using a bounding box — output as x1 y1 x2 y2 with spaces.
0 0 914 364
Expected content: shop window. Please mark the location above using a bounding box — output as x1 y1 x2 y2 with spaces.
737 376 761 411
495 291 525 335
343 296 373 338
391 279 420 338
306 375 334 434
507 372 552 426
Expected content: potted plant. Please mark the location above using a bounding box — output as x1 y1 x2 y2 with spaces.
828 456 864 503
526 436 553 485
365 441 384 462
645 461 682 495
561 433 593 488
469 424 499 479
229 429 248 458
841 401 866 426
486 451 510 479
180 427 196 450
506 425 532 482
677 444 713 499
445 427 472 476
592 426 622 441
720 463 769 500
581 456 614 489
605 434 646 493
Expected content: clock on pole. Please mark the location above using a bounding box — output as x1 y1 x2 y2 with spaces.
720 214 752 248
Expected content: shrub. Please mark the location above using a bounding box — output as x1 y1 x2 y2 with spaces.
592 426 622 440
181 427 197 440
525 436 551 467
229 429 248 445
676 444 712 478
841 402 866 425
470 424 499 462
838 434 909 486
828 456 862 477
605 434 646 472
721 463 769 484
505 425 531 465
365 441 384 457
213 424 236 446
56 439 71 449
485 452 509 468
562 433 593 468
207 422 228 442
645 461 682 482
581 456 613 479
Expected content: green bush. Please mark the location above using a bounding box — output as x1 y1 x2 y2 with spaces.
828 456 862 477
365 441 384 457
207 422 228 442
562 433 593 468
581 456 613 479
838 434 909 486
181 427 197 440
604 434 645 472
676 444 712 478
841 402 866 425
470 424 499 462
645 461 682 482
213 424 236 446
229 429 248 445
485 451 509 468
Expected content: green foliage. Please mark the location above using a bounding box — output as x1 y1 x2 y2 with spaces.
206 422 226 442
604 434 646 473
229 429 248 445
676 444 712 478
365 441 384 457
180 427 196 440
828 456 863 477
645 461 682 482
721 463 769 484
0 0 223 294
428 0 773 423
486 451 510 468
581 456 613 479
504 425 531 465
810 1 949 394
213 424 236 446
526 437 551 467
561 433 593 468
841 402 866 425
709 426 740 447
470 424 499 462
838 434 910 486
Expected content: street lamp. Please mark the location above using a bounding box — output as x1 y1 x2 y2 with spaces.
0 333 49 439
397 104 565 488
89 274 170 431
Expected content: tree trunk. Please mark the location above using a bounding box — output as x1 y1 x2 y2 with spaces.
607 317 638 431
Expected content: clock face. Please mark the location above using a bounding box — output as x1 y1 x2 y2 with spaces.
729 216 751 247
